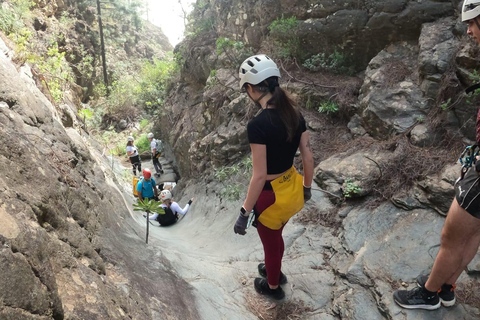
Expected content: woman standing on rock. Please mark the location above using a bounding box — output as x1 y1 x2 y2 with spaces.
233 54 314 300
126 136 141 175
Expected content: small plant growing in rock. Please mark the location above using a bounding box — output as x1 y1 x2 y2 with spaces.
343 179 362 198
440 98 451 111
318 101 339 114
303 50 354 75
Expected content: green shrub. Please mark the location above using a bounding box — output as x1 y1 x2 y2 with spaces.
318 101 339 114
303 50 354 75
268 15 301 59
136 135 150 154
0 0 33 35
135 53 178 113
139 119 149 130
343 179 362 198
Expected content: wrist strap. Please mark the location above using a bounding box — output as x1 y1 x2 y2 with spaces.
240 207 249 217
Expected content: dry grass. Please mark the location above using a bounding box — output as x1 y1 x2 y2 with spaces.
244 292 313 320
456 280 480 308
294 206 342 236
382 59 412 88
364 136 463 207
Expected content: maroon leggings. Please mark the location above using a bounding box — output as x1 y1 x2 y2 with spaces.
256 220 285 286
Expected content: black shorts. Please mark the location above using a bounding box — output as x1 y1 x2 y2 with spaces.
455 168 480 218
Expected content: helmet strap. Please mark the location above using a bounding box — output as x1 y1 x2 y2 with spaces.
254 91 269 107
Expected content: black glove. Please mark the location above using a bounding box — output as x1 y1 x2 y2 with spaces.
234 210 249 235
304 186 312 202
188 199 193 205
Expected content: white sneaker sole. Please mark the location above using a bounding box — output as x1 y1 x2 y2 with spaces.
441 298 455 307
394 300 441 310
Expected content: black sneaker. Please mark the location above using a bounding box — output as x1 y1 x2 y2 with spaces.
254 278 285 300
258 263 287 285
393 286 440 310
416 275 456 307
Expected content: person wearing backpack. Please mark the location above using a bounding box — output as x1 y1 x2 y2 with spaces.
147 189 194 226
147 132 164 177
137 168 158 202
126 136 141 175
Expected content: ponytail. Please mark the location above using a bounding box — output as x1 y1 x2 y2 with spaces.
264 77 299 142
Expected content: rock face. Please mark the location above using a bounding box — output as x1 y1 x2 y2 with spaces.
0 37 197 319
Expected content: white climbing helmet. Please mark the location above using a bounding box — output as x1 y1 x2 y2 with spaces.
160 189 172 200
238 54 281 89
127 136 134 142
147 132 154 139
463 0 480 21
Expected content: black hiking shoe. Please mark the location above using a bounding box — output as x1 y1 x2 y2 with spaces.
416 275 456 307
254 278 285 300
258 263 287 285
393 286 440 310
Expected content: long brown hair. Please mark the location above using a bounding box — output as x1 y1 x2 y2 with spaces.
258 77 300 142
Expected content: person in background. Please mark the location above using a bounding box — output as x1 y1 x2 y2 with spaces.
147 189 194 226
393 0 480 310
233 54 314 300
126 136 141 175
147 132 163 177
137 168 158 202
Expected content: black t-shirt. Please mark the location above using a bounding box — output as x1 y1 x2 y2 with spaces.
247 109 307 174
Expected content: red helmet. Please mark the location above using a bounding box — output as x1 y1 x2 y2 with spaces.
143 168 151 179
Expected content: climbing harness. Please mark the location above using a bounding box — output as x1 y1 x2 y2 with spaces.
459 145 479 169
246 210 255 229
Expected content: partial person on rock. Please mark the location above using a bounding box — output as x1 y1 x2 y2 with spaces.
233 54 314 300
147 189 194 226
137 168 158 202
393 0 480 310
126 136 141 176
147 132 164 177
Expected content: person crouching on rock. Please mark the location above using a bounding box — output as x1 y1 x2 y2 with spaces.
233 54 314 300
147 189 194 226
126 136 141 176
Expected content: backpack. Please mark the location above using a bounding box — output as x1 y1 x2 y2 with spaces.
155 139 164 153
156 205 178 226
133 176 141 197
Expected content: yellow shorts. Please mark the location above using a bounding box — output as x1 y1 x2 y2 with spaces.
255 166 304 230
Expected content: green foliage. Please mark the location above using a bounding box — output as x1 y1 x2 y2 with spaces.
28 42 74 103
343 179 362 198
0 0 33 35
440 98 451 111
303 50 354 75
215 37 253 69
268 15 301 59
133 198 164 214
214 157 253 201
135 53 178 113
78 107 93 120
220 184 243 201
318 101 339 114
470 70 480 83
139 119 149 130
135 135 150 154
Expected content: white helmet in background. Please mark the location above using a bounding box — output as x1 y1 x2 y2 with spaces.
463 0 480 21
238 54 281 89
147 132 154 139
127 136 134 142
161 189 172 200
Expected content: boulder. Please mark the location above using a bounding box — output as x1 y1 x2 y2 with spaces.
359 42 430 139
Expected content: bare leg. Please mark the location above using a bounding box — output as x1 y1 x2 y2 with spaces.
425 199 480 292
